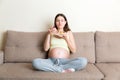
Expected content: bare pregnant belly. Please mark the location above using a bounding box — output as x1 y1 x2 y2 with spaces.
48 47 70 58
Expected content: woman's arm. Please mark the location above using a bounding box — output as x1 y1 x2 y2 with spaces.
44 27 58 51
63 31 76 53
44 33 51 51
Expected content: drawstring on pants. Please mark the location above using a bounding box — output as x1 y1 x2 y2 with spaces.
54 59 60 66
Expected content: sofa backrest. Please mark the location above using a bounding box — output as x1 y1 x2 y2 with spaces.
71 32 95 63
4 30 95 63
96 31 120 62
4 31 47 62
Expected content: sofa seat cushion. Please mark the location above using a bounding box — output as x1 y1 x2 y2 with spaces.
96 63 120 80
0 63 104 80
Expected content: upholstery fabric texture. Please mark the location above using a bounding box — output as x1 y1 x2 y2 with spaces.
96 31 120 62
71 32 95 63
0 63 104 80
0 51 3 64
96 63 120 80
5 31 47 62
5 31 95 63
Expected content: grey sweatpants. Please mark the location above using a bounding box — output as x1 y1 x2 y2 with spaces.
32 57 87 72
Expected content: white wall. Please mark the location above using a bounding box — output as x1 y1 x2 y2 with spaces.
0 0 120 49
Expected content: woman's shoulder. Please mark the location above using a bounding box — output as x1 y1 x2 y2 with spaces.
67 30 73 34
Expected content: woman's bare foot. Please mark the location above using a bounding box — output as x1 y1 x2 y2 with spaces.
62 68 75 73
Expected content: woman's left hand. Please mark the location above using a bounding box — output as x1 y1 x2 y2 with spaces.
54 32 69 40
63 32 69 40
54 33 63 38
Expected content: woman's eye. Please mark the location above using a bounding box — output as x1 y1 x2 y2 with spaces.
56 20 65 22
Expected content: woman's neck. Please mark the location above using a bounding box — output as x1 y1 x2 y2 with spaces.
58 29 64 34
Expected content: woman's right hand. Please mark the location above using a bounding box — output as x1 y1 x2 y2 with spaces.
48 27 58 35
48 27 64 38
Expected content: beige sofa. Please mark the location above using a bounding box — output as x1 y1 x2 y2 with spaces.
0 30 120 80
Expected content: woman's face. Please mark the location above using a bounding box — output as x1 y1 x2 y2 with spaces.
56 16 66 29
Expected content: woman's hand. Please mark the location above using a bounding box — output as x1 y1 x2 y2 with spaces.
63 32 69 40
48 27 58 35
54 33 63 38
54 32 69 39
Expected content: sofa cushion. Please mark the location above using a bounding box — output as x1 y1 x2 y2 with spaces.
0 51 3 64
96 63 120 80
96 31 120 62
5 30 47 62
5 31 95 63
71 32 95 63
0 63 104 80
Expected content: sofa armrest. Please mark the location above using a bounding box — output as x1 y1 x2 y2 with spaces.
0 51 4 64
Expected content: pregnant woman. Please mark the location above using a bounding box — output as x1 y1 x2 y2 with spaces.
32 13 87 73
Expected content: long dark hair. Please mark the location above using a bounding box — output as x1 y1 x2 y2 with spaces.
54 13 71 32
